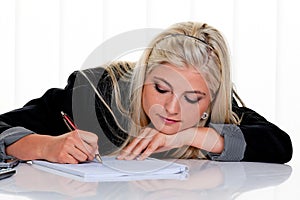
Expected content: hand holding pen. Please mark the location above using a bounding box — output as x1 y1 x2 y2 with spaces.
61 111 103 164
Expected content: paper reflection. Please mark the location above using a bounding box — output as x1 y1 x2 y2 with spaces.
0 163 98 199
0 160 291 200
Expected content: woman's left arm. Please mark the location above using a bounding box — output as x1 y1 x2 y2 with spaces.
233 106 292 163
117 126 225 161
117 105 292 163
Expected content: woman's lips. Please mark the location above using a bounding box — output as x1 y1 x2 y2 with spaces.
158 115 180 125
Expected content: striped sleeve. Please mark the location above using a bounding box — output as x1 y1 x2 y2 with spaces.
206 123 246 161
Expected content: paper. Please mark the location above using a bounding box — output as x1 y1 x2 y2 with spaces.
32 156 189 182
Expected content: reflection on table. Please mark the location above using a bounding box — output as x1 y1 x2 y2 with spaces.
0 159 292 200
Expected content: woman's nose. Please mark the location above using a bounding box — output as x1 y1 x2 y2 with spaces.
164 94 180 115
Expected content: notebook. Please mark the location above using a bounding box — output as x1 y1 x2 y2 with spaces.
32 156 189 182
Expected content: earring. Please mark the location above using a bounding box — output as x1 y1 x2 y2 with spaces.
201 112 209 120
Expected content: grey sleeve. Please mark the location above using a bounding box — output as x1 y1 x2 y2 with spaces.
206 123 246 161
0 127 33 160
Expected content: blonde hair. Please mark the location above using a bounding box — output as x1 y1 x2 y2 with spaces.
107 22 243 158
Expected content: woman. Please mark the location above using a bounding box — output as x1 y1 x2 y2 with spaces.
0 22 292 164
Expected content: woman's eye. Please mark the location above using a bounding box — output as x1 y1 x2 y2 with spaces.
184 95 202 104
154 83 168 94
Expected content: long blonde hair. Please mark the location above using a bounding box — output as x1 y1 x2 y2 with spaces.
108 22 242 158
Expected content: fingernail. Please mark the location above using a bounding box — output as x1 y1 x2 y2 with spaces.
125 156 132 160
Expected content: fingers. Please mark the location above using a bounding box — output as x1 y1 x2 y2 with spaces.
57 152 83 164
78 130 99 149
116 128 149 159
74 130 99 161
76 130 99 160
121 137 152 160
54 130 98 163
54 138 88 164
139 135 164 160
117 128 163 160
117 128 150 160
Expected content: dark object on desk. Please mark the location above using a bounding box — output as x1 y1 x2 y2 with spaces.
0 158 20 168
0 168 16 180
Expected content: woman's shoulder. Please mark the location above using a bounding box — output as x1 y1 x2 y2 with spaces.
232 97 268 124
77 61 135 83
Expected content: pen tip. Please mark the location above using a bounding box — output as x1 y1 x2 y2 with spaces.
95 154 103 164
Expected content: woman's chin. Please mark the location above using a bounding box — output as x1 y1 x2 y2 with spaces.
156 126 181 135
151 120 183 135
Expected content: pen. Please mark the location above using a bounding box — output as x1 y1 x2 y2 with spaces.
61 111 103 164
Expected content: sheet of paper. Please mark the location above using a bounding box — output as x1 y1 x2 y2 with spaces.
32 156 189 182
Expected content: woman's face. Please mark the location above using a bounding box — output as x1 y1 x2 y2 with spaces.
142 63 211 135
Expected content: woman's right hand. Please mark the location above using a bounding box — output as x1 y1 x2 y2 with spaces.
6 130 99 164
42 130 99 164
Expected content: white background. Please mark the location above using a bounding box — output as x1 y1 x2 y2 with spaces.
0 0 299 198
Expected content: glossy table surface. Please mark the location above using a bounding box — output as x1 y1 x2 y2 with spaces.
0 159 298 200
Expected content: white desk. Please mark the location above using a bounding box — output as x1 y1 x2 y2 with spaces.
0 159 297 200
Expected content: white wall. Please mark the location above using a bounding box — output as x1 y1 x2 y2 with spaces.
0 0 299 167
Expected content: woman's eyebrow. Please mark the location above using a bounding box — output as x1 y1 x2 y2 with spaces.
153 76 206 95
153 76 173 89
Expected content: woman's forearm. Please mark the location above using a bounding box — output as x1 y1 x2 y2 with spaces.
6 134 53 161
185 127 224 154
6 130 99 163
